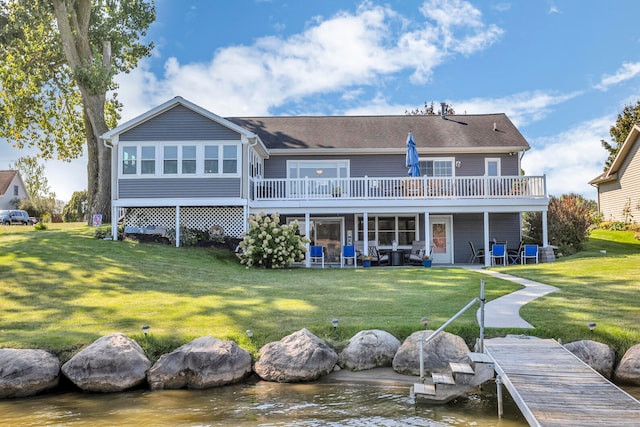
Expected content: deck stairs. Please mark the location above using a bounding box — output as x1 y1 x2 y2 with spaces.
411 351 495 404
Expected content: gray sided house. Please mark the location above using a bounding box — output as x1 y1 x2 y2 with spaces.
102 97 550 267
590 124 640 223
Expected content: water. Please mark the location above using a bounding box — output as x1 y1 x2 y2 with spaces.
0 380 529 426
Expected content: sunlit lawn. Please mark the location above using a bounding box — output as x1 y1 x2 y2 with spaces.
0 223 518 360
1 223 639 362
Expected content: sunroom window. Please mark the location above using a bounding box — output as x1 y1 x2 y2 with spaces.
122 146 137 175
141 146 155 174
164 146 178 174
182 145 196 174
287 160 349 195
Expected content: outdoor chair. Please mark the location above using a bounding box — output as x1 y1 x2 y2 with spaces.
407 240 428 264
490 243 507 266
340 245 357 268
508 241 524 265
309 245 325 268
521 244 539 264
369 245 389 266
468 241 485 264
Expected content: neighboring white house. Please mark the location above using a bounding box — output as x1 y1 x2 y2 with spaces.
0 170 29 210
102 97 550 266
589 124 640 223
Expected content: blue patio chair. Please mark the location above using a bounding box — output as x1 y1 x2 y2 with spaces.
340 245 357 268
310 245 325 268
490 243 507 266
521 244 539 264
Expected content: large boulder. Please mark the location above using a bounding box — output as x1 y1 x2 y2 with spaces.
0 349 60 398
254 328 338 382
147 336 252 390
615 344 640 385
392 330 470 375
61 333 151 392
564 340 615 379
338 329 401 371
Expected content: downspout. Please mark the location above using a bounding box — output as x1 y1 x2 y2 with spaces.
102 137 117 241
246 136 259 233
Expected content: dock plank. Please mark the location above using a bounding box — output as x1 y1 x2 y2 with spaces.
485 337 640 426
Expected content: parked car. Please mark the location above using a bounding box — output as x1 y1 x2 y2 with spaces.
0 209 34 225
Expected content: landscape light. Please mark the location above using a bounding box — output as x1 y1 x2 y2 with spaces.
246 329 254 339
142 325 150 336
588 322 596 332
331 319 339 330
421 317 429 329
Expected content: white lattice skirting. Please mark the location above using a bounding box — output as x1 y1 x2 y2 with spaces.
123 206 245 237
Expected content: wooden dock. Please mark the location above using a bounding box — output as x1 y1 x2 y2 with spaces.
484 336 640 426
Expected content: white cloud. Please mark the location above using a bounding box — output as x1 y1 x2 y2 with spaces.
595 61 640 91
523 115 612 199
115 0 503 117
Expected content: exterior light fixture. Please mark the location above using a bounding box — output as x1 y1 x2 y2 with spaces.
246 329 254 339
588 322 596 332
421 317 429 329
142 325 150 336
331 319 339 330
455 161 461 168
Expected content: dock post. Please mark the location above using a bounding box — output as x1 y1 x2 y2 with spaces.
419 339 425 382
479 279 485 353
496 374 503 418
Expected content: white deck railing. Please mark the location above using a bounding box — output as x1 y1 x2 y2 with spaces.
251 175 546 201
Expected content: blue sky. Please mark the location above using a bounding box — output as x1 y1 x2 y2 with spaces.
3 0 640 201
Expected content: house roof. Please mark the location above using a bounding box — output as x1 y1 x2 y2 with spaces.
0 170 18 196
227 113 530 154
589 124 640 185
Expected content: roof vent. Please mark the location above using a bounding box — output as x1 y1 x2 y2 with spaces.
493 122 497 131
440 102 447 119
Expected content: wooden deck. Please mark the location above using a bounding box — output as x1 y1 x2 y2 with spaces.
484 336 640 426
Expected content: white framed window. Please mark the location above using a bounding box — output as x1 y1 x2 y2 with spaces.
356 215 419 247
163 146 178 174
287 160 349 195
182 145 197 174
485 158 501 176
120 141 240 177
122 146 137 175
141 146 155 175
419 158 454 177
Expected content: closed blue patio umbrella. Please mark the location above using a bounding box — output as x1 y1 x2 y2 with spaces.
406 131 420 177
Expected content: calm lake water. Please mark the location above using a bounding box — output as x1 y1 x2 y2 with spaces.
0 379 529 427
2 378 637 426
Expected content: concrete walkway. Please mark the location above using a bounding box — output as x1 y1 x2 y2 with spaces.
462 266 559 329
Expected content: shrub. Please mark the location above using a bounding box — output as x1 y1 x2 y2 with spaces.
524 194 597 255
237 211 309 268
165 226 209 246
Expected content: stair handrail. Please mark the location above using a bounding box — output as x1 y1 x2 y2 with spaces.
419 279 486 381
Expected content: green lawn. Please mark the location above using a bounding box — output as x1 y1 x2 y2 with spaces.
1 224 639 362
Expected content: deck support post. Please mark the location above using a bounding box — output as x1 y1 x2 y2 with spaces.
496 374 504 418
479 279 485 353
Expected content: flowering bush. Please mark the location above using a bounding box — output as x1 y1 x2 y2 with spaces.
237 212 309 268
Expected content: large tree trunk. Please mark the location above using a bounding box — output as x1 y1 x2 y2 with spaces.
52 0 112 223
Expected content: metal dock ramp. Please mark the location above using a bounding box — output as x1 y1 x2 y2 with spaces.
484 336 640 426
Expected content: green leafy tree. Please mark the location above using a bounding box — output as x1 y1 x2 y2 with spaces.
524 194 598 255
62 190 89 222
601 100 640 170
0 0 155 223
237 212 309 269
9 156 54 200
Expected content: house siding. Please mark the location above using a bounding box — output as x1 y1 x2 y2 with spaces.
452 213 521 263
599 134 640 222
120 105 241 141
118 178 241 199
